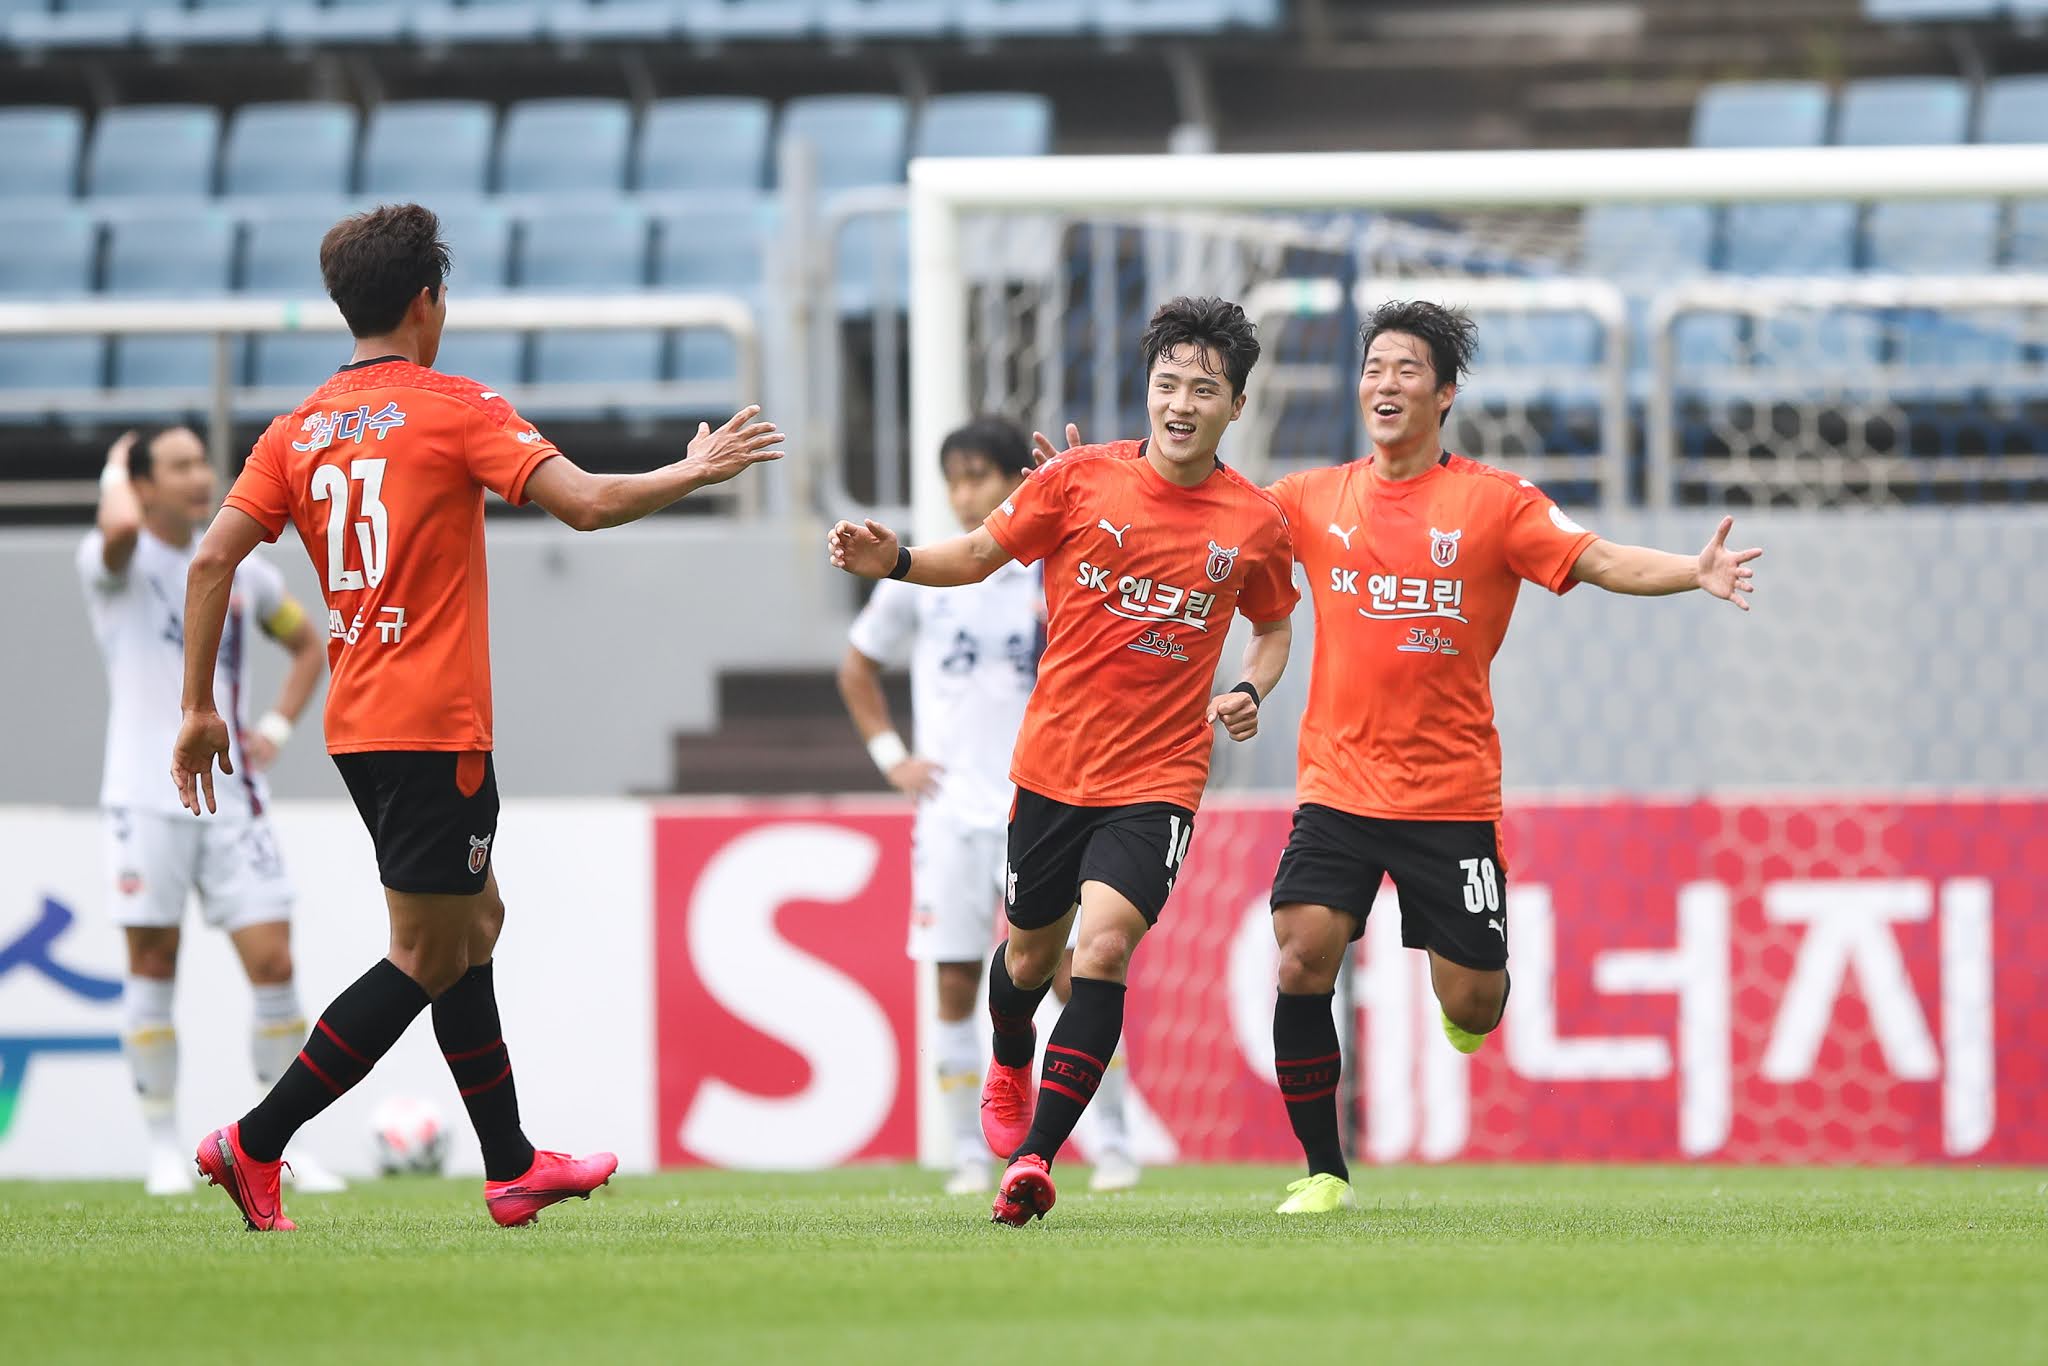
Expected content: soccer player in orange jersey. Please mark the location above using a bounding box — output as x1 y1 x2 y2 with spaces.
1263 301 1761 1214
829 297 1298 1226
169 204 784 1231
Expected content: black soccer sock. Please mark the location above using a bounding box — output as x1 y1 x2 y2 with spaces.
237 959 430 1162
1275 990 1350 1181
432 961 536 1183
1016 976 1124 1165
987 941 1053 1069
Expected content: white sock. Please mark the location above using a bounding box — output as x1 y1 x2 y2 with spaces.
249 980 306 1089
934 1016 983 1165
122 975 178 1146
1091 1049 1131 1154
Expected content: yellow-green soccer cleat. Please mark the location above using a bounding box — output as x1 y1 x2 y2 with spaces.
1275 1173 1355 1215
1440 1009 1486 1055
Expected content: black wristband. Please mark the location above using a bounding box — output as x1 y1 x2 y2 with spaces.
1230 680 1261 708
887 546 912 580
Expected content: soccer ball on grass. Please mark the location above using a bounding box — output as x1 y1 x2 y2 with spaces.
369 1095 449 1176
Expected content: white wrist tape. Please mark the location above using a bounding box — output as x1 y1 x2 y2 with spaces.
254 711 294 748
866 731 909 774
100 464 130 493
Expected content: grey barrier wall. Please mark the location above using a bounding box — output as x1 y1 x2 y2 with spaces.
3 509 2043 808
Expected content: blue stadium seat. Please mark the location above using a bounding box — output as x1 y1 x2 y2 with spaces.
955 0 1085 37
359 101 496 198
413 0 546 44
1723 201 1858 275
820 0 951 42
435 200 515 293
432 331 527 389
681 0 819 40
778 95 907 189
1864 200 2000 274
517 204 661 406
9 0 177 51
1465 311 1605 404
1834 77 1970 146
236 203 348 395
1579 203 1715 279
0 107 84 200
636 97 773 193
497 98 633 196
1691 81 1831 148
141 0 278 45
222 102 358 200
1095 0 1232 36
0 206 103 416
1978 75 2048 144
1861 0 2000 18
544 0 674 40
1230 0 1280 23
832 205 907 315
85 104 221 200
103 207 240 399
1891 310 2021 399
2007 200 2048 271
914 93 1052 159
653 198 779 380
275 0 406 46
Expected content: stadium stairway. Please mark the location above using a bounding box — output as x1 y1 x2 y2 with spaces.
668 668 908 794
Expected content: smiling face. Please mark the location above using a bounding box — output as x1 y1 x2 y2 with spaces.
1147 342 1245 472
1359 329 1454 453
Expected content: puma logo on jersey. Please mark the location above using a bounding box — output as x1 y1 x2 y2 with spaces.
1328 524 1357 549
1096 519 1132 548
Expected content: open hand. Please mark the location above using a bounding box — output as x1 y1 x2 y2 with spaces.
171 709 233 815
828 518 901 579
1207 688 1260 742
886 756 943 799
1030 422 1082 467
1698 516 1762 611
683 405 785 487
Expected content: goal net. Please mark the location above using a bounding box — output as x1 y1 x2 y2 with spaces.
908 145 2048 1166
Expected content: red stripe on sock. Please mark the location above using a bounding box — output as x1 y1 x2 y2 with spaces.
443 1037 504 1064
459 1063 512 1098
1279 1051 1341 1068
316 1019 368 1065
298 1049 345 1096
1284 1085 1339 1103
1040 1078 1090 1104
1045 1044 1105 1068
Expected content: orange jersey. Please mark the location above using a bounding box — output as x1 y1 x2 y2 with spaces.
1268 454 1598 821
984 440 1297 809
222 358 561 754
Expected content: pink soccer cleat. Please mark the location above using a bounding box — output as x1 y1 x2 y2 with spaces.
484 1149 619 1227
980 1058 1035 1158
195 1123 296 1232
990 1153 1056 1227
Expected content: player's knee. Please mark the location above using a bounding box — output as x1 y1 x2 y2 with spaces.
244 945 294 986
1440 980 1506 1035
1071 927 1139 983
1276 937 1342 995
470 892 505 953
933 961 979 1020
129 943 178 980
1005 938 1062 991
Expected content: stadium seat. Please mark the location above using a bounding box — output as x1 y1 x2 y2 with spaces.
1229 0 1281 23
140 0 278 45
237 202 350 396
1864 200 2000 274
1579 203 1715 279
84 104 221 200
955 0 1086 38
435 199 515 293
496 98 633 196
1465 311 1605 404
635 97 774 193
1690 81 1831 148
1834 77 1971 146
2007 200 2048 271
1722 200 1858 275
819 0 951 41
1978 75 2048 144
103 207 240 400
275 0 407 46
544 0 674 41
517 204 662 406
413 0 547 45
8 0 177 51
1095 0 1232 36
222 102 359 201
433 330 527 388
1861 0 2000 18
359 101 496 198
654 198 779 380
680 0 819 40
778 95 907 190
913 93 1052 159
832 205 908 315
0 204 103 414
0 107 84 200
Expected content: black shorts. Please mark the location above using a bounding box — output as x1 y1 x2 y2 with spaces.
333 750 500 896
1269 803 1509 971
1005 786 1195 930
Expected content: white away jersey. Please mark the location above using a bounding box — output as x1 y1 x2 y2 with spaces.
77 528 289 818
847 560 1041 828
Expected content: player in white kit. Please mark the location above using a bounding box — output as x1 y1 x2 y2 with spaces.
78 427 338 1195
837 418 1139 1195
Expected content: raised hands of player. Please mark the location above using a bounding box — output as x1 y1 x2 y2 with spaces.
1208 688 1260 742
1029 422 1082 467
171 709 233 816
827 518 901 579
886 755 944 799
1697 515 1763 611
683 404 785 487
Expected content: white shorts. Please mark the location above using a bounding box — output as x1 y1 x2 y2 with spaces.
103 807 294 933
908 804 1004 963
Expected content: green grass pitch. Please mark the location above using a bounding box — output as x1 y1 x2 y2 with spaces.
2 1165 2041 1364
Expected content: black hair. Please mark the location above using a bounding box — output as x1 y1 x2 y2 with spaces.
127 426 188 482
1138 295 1261 396
320 203 450 338
939 416 1033 478
1359 300 1478 413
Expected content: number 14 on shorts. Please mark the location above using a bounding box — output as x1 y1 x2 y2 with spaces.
1164 814 1193 893
1461 856 1504 939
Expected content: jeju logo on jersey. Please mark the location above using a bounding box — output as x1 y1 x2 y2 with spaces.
1205 541 1239 583
1429 527 1462 568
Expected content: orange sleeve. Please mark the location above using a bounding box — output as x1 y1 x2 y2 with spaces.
1502 487 1599 595
982 456 1073 566
465 405 561 506
1264 470 1305 536
1236 512 1301 623
221 429 291 542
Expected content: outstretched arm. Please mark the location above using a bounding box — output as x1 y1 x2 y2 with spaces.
1570 515 1761 610
827 519 1012 587
174 506 268 813
524 405 785 532
1207 616 1292 741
